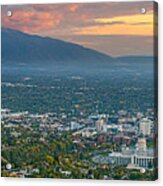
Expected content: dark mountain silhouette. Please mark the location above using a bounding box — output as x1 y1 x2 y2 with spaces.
1 27 154 73
1 28 115 65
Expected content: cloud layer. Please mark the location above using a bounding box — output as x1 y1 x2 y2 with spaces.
1 1 156 56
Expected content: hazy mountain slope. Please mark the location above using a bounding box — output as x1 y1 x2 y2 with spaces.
1 28 114 65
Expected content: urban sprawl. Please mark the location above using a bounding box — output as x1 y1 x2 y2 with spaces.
1 108 157 180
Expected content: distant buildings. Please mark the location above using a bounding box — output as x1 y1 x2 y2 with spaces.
2 108 157 174
137 137 147 152
70 121 82 131
95 115 108 133
139 118 151 136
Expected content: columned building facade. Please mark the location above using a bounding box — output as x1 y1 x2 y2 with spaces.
109 138 157 169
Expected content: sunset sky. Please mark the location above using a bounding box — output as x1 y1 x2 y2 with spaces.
1 1 157 56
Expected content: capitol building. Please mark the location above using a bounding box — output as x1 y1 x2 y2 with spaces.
109 137 157 169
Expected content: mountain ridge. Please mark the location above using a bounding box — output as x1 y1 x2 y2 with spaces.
1 27 114 65
1 27 153 67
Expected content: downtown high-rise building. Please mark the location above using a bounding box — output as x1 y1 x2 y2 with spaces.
139 118 151 136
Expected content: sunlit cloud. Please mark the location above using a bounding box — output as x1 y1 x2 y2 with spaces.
69 4 79 12
94 11 153 25
73 12 154 36
2 10 63 33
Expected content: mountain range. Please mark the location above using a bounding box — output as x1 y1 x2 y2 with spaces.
1 28 153 67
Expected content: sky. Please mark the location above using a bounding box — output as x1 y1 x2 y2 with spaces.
1 1 157 57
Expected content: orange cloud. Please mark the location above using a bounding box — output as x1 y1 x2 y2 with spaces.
73 24 153 36
73 12 155 36
69 4 79 12
94 11 153 25
2 10 63 33
2 2 156 37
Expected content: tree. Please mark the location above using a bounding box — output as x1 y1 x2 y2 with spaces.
46 155 54 165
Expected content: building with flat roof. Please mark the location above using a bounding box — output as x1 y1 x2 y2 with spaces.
139 118 151 136
95 117 107 133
